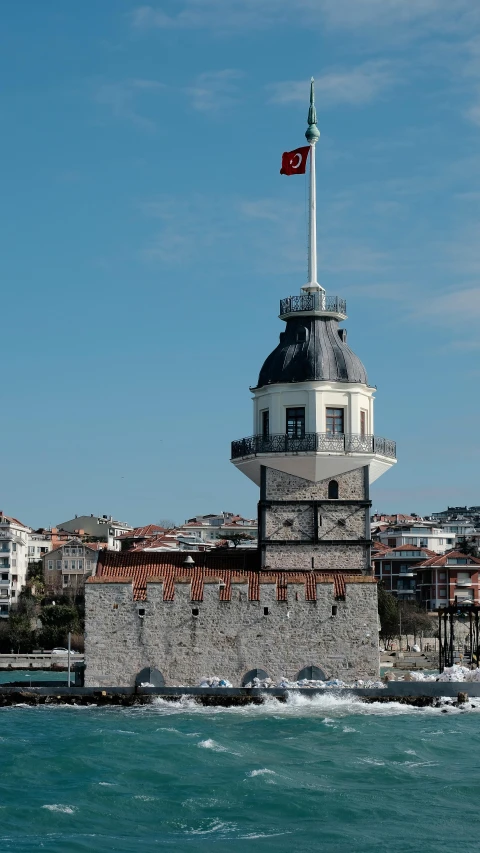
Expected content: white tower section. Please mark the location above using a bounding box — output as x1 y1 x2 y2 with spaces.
231 80 396 489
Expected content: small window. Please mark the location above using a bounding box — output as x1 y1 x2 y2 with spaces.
192 607 199 617
113 603 118 610
326 408 344 435
1 573 8 581
48 561 53 571
328 480 339 499
296 326 307 343
138 607 145 617
262 410 270 438
264 606 269 616
332 605 338 616
286 407 305 438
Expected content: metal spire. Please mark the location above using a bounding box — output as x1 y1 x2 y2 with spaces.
303 78 323 294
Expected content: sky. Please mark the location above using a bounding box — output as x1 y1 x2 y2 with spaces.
2 0 480 528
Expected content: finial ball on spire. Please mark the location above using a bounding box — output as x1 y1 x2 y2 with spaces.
305 77 320 143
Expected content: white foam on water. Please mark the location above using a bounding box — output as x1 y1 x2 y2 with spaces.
98 782 116 786
198 738 228 752
247 768 276 777
42 804 76 814
134 795 156 801
186 820 238 836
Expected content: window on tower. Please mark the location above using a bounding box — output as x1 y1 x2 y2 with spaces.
326 407 344 435
328 480 339 499
360 410 367 436
286 407 305 438
262 410 270 437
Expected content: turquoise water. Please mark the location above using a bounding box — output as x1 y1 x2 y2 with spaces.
0 671 67 684
1 693 480 852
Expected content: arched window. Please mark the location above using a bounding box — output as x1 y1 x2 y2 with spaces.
135 667 165 688
296 326 308 343
296 665 327 682
328 480 339 499
241 668 269 687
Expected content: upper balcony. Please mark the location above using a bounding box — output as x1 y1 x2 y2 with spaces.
279 293 347 321
231 432 396 461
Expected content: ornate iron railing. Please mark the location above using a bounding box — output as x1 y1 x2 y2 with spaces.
279 294 346 316
231 433 396 460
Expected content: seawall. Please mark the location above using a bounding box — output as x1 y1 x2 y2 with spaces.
0 682 477 707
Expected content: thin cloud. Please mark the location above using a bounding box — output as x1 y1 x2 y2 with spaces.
269 62 399 108
129 0 478 35
186 70 244 112
94 78 165 127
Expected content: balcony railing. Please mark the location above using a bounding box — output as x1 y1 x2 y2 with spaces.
231 433 396 460
280 294 346 316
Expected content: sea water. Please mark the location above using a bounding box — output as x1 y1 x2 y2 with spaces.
1 693 479 853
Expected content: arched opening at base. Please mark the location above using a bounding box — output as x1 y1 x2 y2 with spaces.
135 667 165 687
241 668 269 687
296 665 327 682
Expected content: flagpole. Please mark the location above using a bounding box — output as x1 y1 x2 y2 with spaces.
303 78 323 297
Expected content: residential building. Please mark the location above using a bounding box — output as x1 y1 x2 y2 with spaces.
416 550 480 610
177 513 258 545
377 522 455 554
118 525 167 552
56 514 133 551
0 511 31 616
372 544 435 600
43 538 100 594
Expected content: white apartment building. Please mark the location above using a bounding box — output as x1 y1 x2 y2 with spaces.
0 512 31 617
377 523 455 555
56 514 133 551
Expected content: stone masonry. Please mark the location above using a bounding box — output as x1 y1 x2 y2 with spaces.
84 575 379 688
260 465 371 572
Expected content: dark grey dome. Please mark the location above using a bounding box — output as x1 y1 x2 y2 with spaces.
256 316 368 388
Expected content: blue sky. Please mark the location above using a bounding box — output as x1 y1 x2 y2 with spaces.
2 0 480 528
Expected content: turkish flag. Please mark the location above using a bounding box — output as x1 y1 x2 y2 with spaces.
280 146 310 175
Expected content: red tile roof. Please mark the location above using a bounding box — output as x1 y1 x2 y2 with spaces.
117 525 167 540
377 545 436 558
417 550 480 568
91 550 372 601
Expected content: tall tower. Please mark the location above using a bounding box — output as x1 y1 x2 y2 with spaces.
231 80 396 573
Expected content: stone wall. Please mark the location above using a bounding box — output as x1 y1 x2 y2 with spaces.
85 578 379 688
265 466 366 501
263 544 366 570
262 465 370 571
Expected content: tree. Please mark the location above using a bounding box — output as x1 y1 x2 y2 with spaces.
217 532 255 549
400 605 435 644
377 583 399 648
458 537 479 558
157 519 176 530
7 611 35 653
38 604 81 649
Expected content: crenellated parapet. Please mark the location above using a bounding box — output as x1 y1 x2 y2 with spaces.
87 569 375 604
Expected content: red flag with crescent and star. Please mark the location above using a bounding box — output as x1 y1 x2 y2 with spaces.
280 146 310 175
